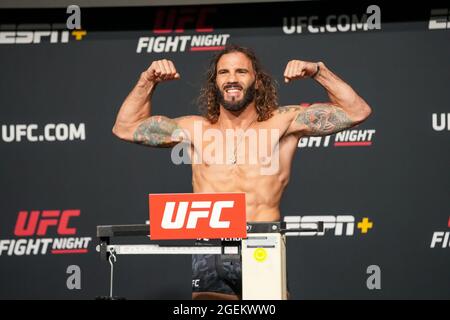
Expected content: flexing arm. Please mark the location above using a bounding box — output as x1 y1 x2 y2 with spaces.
131 115 183 147
112 59 187 147
283 60 372 136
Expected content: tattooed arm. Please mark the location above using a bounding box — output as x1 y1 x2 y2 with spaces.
130 115 187 147
112 59 199 147
282 103 354 137
114 113 198 148
282 61 372 137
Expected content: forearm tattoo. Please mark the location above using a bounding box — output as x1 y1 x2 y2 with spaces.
133 116 181 147
295 104 353 136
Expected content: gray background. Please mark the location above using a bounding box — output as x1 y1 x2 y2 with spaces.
0 1 449 299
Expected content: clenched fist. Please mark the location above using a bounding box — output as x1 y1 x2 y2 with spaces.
283 60 321 83
141 59 180 85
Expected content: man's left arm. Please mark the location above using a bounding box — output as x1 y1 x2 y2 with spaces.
283 60 372 136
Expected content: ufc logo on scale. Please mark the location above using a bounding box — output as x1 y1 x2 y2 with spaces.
149 193 247 240
162 201 234 229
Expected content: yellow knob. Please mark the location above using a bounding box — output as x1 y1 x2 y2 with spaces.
253 248 268 262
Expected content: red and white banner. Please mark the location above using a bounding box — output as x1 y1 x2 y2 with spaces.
149 193 247 240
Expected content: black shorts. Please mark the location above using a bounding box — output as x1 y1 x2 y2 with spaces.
192 254 242 297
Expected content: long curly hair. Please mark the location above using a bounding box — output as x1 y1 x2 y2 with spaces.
198 45 279 124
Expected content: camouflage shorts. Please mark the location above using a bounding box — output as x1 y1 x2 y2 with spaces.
192 254 242 296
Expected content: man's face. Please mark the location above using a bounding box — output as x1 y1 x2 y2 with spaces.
215 52 257 112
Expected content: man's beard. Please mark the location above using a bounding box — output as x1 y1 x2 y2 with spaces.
216 80 256 112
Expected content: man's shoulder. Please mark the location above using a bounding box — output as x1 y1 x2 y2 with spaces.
175 115 208 127
270 103 313 121
275 105 301 115
270 104 303 121
275 103 311 115
267 104 312 138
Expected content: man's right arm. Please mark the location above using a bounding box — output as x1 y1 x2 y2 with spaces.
112 59 188 147
130 115 183 147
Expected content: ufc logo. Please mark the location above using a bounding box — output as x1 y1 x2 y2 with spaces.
153 8 216 33
149 193 246 240
14 210 80 236
161 201 233 229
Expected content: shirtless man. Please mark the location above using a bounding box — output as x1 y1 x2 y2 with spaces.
112 45 372 300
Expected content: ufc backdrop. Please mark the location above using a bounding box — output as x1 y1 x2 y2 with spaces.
0 1 449 300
